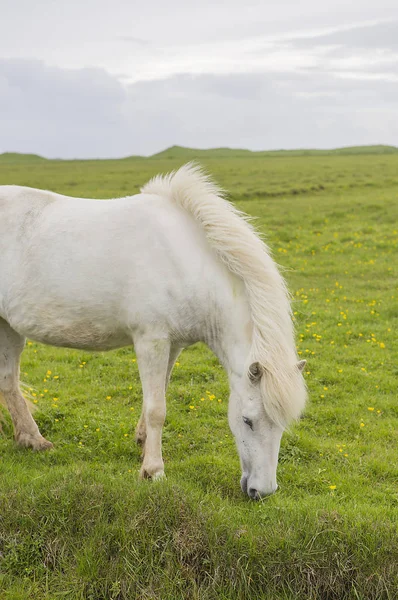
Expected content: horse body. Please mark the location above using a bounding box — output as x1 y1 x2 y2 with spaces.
1 185 243 349
0 166 306 498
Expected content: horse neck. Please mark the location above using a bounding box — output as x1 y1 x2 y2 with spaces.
205 288 252 384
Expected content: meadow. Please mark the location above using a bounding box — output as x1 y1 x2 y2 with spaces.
0 149 397 599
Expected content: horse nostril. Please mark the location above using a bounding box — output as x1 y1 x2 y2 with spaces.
248 487 259 500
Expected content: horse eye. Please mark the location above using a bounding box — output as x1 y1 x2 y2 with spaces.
243 416 253 430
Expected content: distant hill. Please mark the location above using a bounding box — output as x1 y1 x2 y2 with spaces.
150 145 255 159
1 145 397 163
284 145 398 156
0 152 46 163
149 144 398 160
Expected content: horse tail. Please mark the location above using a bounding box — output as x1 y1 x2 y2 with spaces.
141 163 306 426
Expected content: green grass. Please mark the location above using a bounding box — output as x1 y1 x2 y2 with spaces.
0 152 397 599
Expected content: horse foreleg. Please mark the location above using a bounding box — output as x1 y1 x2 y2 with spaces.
135 344 180 450
0 318 53 450
134 335 170 480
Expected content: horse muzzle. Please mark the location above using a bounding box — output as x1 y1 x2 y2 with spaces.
241 473 278 500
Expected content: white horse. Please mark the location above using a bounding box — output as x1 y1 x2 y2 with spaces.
0 164 306 499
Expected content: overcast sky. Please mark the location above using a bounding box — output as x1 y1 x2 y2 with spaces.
1 0 397 158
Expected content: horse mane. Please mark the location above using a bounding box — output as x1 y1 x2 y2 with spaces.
141 163 307 426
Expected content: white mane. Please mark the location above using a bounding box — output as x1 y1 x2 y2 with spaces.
142 163 307 426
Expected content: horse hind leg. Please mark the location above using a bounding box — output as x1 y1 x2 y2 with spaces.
0 318 53 450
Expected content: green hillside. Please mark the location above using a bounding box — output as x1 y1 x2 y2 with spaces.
2 144 396 164
149 144 398 160
150 145 254 159
0 152 47 163
321 144 398 155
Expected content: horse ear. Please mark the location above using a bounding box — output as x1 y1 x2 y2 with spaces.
248 362 263 382
297 360 307 372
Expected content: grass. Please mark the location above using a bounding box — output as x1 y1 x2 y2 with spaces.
0 151 397 599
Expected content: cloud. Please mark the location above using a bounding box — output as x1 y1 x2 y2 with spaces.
0 59 129 157
291 19 398 51
283 19 398 82
237 19 398 84
1 58 397 158
101 19 398 87
116 36 151 46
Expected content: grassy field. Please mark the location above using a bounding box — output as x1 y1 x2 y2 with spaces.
0 150 397 599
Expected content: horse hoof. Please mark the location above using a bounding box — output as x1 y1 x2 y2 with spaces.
139 466 165 481
36 438 54 451
139 466 150 480
16 433 54 451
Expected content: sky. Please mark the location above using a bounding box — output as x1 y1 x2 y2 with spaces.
1 0 398 158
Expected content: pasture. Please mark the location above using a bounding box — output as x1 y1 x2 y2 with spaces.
0 150 397 599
